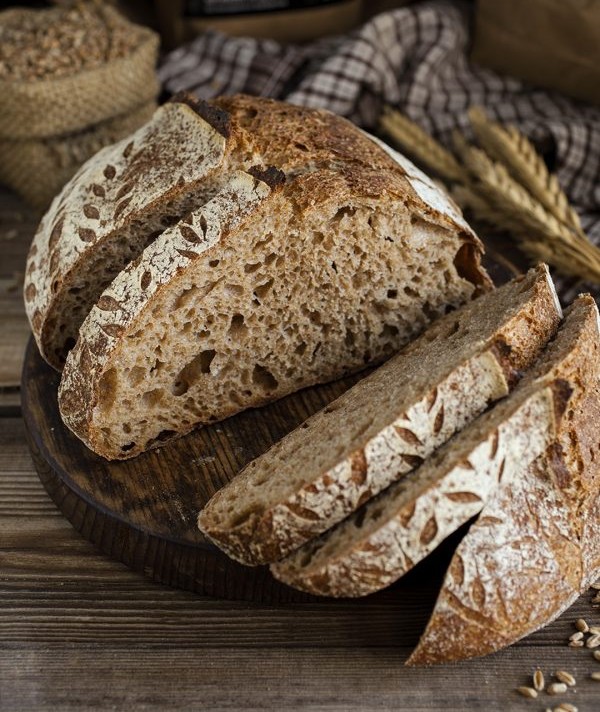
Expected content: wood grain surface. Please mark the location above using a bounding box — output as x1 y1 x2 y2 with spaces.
3 186 600 711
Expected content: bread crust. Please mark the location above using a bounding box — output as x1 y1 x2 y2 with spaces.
199 265 561 565
24 98 239 370
216 94 491 293
271 296 595 596
53 95 493 460
58 170 273 455
407 295 600 665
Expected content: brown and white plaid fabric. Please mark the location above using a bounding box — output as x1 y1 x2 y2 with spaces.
159 0 600 301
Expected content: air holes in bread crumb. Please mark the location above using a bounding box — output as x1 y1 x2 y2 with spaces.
252 364 278 392
387 289 398 299
254 278 274 301
209 259 219 267
142 388 164 408
244 261 261 273
228 313 247 340
225 283 244 297
295 341 307 355
127 366 145 386
174 284 199 309
381 323 399 340
97 368 117 410
333 206 356 222
172 350 217 396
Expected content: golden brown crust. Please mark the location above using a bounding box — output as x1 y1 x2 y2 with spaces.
407 296 600 665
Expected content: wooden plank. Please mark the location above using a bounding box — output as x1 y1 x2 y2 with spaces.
2 644 600 712
1 417 599 649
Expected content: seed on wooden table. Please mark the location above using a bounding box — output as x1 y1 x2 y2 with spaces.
533 669 545 691
547 682 567 695
555 703 578 712
587 633 600 648
568 640 584 648
591 671 600 681
569 632 584 641
590 626 600 635
593 650 600 661
575 618 589 632
555 670 576 686
591 582 600 590
516 685 538 698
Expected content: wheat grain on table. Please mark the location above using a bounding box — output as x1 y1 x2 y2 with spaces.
2 186 600 711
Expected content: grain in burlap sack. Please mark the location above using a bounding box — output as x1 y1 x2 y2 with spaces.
0 102 156 210
0 5 160 139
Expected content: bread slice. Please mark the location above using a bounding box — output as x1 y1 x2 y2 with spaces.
57 97 494 461
407 295 600 665
270 297 592 596
198 265 561 565
24 94 252 370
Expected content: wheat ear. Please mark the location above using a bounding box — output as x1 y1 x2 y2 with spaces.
454 135 600 282
379 107 464 183
468 106 584 236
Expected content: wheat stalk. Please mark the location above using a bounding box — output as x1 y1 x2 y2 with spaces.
468 106 584 236
454 135 600 282
378 105 600 284
379 107 464 183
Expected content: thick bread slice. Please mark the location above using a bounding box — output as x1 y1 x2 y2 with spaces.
270 300 591 596
198 265 561 565
24 94 250 370
407 296 600 666
58 168 275 457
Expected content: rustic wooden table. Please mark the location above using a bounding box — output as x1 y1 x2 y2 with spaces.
2 187 600 711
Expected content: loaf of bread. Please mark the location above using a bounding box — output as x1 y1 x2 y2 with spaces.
198 265 560 565
51 95 491 459
270 297 593 596
407 295 600 665
25 94 251 370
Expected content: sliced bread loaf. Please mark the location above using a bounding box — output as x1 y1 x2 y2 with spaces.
407 296 600 665
198 265 561 565
24 94 251 370
27 94 489 372
270 296 593 596
57 97 494 461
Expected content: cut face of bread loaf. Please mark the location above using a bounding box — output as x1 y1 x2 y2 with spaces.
198 265 561 565
407 296 600 666
57 96 493 461
27 94 487 372
24 95 252 370
270 298 590 597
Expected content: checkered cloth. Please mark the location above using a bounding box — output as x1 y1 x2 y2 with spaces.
159 0 600 300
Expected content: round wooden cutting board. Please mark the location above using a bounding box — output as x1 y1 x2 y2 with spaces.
21 337 371 603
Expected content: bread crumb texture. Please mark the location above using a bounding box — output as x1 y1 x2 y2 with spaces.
46 96 491 458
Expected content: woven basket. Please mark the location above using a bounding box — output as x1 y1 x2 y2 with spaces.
0 101 156 209
0 8 160 140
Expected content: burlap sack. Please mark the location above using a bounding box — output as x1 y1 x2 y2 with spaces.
0 8 160 140
0 101 156 210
